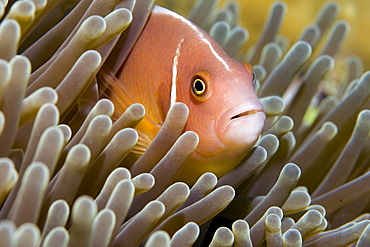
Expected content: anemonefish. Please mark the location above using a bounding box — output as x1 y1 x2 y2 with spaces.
99 5 266 184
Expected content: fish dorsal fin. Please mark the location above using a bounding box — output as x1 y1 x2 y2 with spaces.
97 68 160 157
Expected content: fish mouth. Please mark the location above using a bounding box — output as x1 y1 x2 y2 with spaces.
230 109 263 120
216 101 266 142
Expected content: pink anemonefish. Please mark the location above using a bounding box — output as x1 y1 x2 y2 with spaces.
99 5 266 185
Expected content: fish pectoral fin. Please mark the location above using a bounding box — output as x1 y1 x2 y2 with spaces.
122 128 155 168
97 67 137 120
97 67 162 157
132 129 155 156
131 111 162 156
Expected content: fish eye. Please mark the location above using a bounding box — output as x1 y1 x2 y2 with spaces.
190 71 213 102
242 62 257 89
252 70 257 87
193 77 206 96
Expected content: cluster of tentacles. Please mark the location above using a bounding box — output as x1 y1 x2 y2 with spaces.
0 0 369 246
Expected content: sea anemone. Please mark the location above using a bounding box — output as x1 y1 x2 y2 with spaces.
0 0 369 246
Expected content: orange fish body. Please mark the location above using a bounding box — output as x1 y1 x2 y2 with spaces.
102 5 266 184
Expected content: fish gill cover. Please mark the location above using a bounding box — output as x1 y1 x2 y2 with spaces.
0 0 369 246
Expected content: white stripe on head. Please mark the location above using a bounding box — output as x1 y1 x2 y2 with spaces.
202 38 231 71
156 7 231 73
170 38 185 107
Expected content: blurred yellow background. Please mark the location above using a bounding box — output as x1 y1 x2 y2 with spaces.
155 0 370 69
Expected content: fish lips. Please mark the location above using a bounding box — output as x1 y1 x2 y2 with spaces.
216 101 266 146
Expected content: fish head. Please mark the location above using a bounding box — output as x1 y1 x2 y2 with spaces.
174 41 266 182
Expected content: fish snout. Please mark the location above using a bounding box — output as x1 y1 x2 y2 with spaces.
216 101 266 147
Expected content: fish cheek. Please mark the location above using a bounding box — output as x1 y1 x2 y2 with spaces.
183 95 224 155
